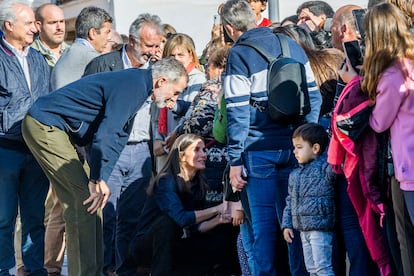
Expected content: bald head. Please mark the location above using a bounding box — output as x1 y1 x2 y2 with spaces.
330 5 362 50
35 4 65 48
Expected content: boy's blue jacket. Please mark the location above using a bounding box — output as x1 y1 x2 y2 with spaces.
282 156 336 231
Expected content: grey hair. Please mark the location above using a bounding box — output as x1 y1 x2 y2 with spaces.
75 6 112 39
129 13 162 40
151 57 188 83
220 0 257 32
0 0 31 33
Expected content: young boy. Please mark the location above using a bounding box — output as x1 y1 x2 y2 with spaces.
282 123 335 275
248 0 272 27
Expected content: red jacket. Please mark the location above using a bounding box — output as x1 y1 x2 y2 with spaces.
328 76 391 271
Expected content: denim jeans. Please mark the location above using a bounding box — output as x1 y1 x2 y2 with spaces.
239 219 255 275
244 150 308 276
300 231 334 276
0 146 49 275
334 174 377 275
102 142 153 271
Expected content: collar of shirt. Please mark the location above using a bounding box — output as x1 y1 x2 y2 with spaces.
122 45 150 69
74 37 95 50
122 44 133 69
2 37 30 57
31 38 70 67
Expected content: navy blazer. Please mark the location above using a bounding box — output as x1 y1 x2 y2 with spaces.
83 47 124 76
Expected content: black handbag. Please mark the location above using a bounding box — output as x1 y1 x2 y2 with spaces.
222 163 240 202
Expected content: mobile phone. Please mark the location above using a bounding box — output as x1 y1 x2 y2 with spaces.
352 9 366 40
213 14 220 26
343 40 363 72
222 25 233 43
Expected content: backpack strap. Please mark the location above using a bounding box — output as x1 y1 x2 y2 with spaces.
276 33 291 58
237 33 291 61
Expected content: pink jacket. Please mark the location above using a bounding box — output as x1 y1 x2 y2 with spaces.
328 76 391 272
369 58 414 191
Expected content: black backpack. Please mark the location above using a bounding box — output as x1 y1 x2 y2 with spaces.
238 34 310 124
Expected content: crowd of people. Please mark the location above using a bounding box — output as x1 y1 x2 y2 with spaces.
1 0 414 275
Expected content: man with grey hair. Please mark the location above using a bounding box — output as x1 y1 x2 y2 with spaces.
83 13 163 274
221 0 321 275
22 57 188 276
50 6 112 90
0 1 50 275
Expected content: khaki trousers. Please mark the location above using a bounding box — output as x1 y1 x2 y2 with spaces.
44 186 66 274
22 115 103 276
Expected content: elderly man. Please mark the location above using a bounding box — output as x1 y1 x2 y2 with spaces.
0 1 50 275
22 57 188 276
221 0 321 275
84 13 163 274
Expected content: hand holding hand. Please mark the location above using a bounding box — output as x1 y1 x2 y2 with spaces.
232 210 245 226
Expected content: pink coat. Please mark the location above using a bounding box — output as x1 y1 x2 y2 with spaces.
328 76 391 273
369 58 414 191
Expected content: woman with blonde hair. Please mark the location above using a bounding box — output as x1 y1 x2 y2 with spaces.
340 3 414 275
363 5 414 276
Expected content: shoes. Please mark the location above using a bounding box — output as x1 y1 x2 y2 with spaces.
103 267 116 276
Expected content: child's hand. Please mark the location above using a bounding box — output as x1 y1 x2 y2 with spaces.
283 228 294 243
232 209 245 226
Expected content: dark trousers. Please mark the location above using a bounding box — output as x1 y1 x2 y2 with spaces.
391 177 414 276
123 214 238 276
334 174 378 276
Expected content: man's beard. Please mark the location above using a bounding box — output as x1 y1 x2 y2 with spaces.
154 95 167 108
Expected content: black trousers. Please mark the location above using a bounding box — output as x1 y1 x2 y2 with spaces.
125 214 239 276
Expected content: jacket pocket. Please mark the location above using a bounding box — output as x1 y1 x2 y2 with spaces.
0 85 12 108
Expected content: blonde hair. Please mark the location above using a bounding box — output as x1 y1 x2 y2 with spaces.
361 3 414 102
386 0 414 27
162 33 204 72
